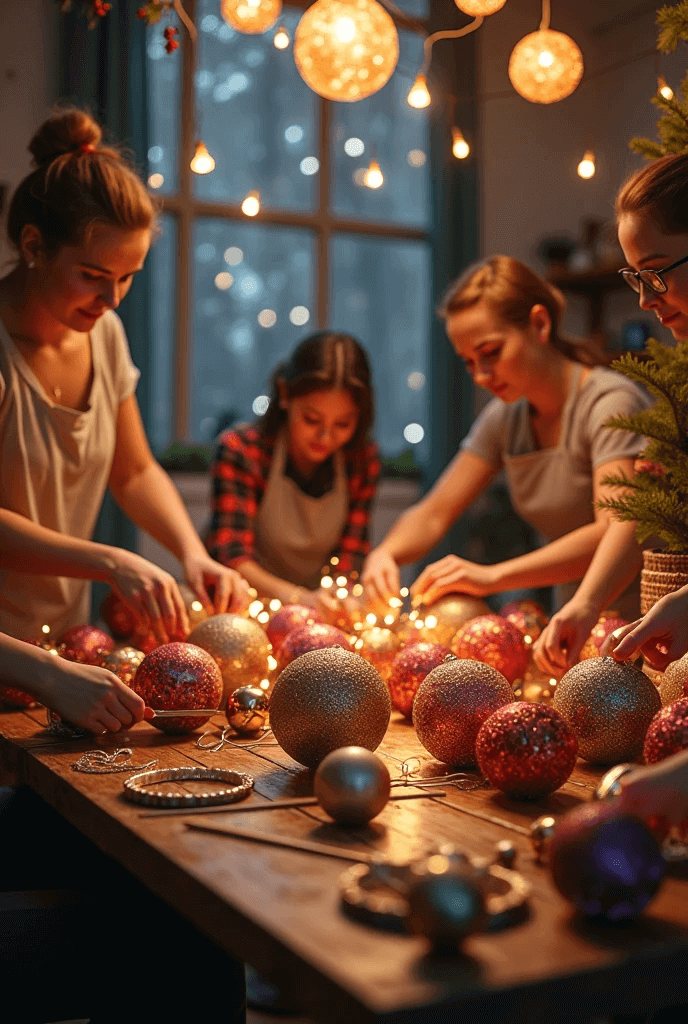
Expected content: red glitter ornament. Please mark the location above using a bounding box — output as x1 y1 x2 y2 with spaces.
131 642 222 734
387 642 452 718
644 697 688 764
501 599 549 643
130 626 159 655
267 604 321 659
476 702 578 799
450 614 529 685
100 589 137 640
279 622 351 670
60 625 115 665
579 616 628 661
413 657 514 766
0 685 37 708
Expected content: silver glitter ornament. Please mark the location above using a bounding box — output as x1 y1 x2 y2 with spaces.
226 685 270 735
314 746 391 825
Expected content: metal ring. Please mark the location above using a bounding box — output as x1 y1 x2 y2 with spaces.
123 766 254 808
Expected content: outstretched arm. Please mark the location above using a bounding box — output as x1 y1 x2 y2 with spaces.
604 584 688 669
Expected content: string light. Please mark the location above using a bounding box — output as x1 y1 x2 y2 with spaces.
220 0 282 34
363 158 384 189
293 0 399 102
452 127 470 159
508 0 583 104
407 74 431 108
577 149 596 179
190 140 215 174
273 22 290 48
658 74 674 100
241 190 261 216
455 0 507 13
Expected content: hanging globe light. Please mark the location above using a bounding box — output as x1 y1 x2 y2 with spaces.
220 0 282 35
455 0 507 14
508 28 583 104
293 0 399 102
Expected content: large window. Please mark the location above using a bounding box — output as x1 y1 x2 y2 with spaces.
148 1 432 464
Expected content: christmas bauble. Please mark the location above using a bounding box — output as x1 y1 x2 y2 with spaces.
387 642 452 718
352 627 400 682
266 604 321 659
518 657 557 702
644 697 688 764
476 702 578 799
279 622 351 671
99 646 145 686
269 646 390 768
130 625 160 655
178 582 210 631
553 657 661 765
659 654 688 706
413 658 514 766
501 599 549 643
579 616 628 661
412 595 491 646
226 685 270 735
405 867 486 948
0 685 37 708
549 802 665 920
314 746 391 825
450 614 529 685
100 589 137 639
60 625 115 665
187 614 271 706
131 642 223 734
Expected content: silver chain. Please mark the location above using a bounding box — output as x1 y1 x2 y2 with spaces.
71 748 159 774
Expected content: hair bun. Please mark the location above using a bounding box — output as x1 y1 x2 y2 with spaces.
29 108 102 167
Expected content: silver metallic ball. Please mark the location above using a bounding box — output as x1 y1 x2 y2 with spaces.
405 868 486 948
495 839 517 869
314 746 391 826
226 685 270 735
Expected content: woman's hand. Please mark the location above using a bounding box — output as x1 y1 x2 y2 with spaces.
362 547 400 606
533 599 599 677
182 552 251 616
108 548 188 644
411 555 498 605
602 586 688 670
617 753 688 832
48 658 146 734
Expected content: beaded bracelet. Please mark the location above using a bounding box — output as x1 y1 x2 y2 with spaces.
123 766 254 808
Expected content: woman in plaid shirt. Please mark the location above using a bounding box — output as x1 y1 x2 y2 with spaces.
206 331 380 612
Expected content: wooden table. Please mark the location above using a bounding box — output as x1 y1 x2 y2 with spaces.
2 704 688 1024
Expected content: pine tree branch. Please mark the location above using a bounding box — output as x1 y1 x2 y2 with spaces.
657 1 688 52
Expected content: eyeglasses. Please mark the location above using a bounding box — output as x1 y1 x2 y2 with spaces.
619 253 688 294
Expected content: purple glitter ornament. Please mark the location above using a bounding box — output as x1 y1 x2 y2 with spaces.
550 802 665 920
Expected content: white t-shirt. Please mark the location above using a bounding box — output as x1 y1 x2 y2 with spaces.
0 310 139 640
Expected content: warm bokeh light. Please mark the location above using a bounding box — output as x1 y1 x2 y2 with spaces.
241 190 261 216
293 0 399 102
190 141 215 174
258 308 277 327
221 0 282 34
407 149 427 167
658 75 674 100
452 127 470 159
273 23 290 48
289 305 310 325
454 0 507 13
148 172 164 188
577 150 596 179
363 158 384 189
215 272 234 290
408 74 431 108
508 29 583 104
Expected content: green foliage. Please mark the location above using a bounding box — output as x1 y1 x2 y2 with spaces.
657 1 688 52
598 342 688 551
631 3 688 156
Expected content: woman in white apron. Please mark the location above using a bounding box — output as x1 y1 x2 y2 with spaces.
363 256 650 620
207 331 380 613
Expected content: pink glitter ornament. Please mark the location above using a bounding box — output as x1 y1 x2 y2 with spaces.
644 697 688 765
266 604 321 659
579 616 628 661
413 657 514 766
131 642 222 734
387 642 452 718
279 622 351 670
60 625 115 665
451 614 529 685
476 702 578 799
501 599 549 643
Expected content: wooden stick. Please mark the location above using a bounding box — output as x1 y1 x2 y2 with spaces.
184 821 380 863
141 788 446 819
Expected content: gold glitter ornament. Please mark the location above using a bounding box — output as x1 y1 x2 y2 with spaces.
413 657 514 766
293 0 399 103
187 614 271 707
659 654 688 706
508 29 583 105
314 746 390 825
99 646 145 686
413 594 491 646
553 656 661 765
269 646 391 768
353 627 400 681
220 0 282 34
226 685 270 735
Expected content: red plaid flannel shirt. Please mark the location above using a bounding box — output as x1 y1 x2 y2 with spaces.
206 425 381 577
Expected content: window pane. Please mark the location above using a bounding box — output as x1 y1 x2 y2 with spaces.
330 234 430 462
149 213 177 451
393 0 428 15
194 4 318 211
147 26 181 195
190 218 316 441
331 30 430 228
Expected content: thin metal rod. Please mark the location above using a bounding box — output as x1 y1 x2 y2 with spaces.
185 821 378 862
142 789 447 818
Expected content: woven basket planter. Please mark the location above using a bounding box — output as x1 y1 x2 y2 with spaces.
640 549 688 616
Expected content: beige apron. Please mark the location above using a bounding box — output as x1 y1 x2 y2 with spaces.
254 432 349 590
502 364 640 618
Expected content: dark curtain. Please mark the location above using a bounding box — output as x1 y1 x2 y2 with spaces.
58 4 152 611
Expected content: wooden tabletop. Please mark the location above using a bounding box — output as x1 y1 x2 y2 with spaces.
2 704 688 1024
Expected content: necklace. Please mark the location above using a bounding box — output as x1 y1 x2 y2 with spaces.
9 330 64 401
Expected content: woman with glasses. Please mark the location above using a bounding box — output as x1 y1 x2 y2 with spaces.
536 153 688 675
362 256 650 618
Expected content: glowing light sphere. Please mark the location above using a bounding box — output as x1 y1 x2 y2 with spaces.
190 140 215 175
508 29 583 104
455 0 507 15
577 150 596 179
293 0 399 102
220 0 282 34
